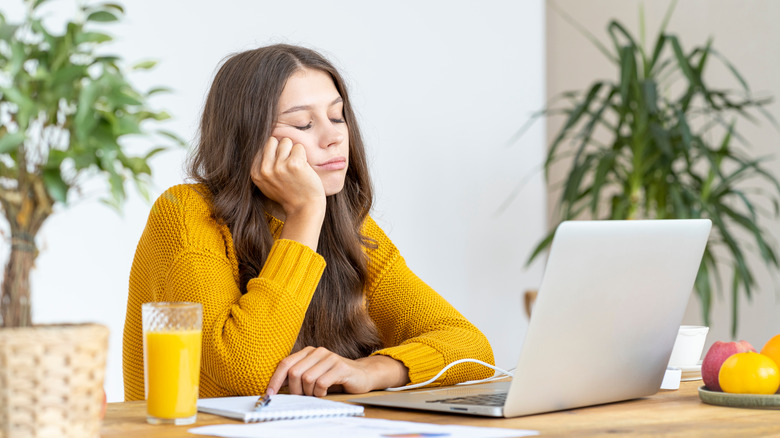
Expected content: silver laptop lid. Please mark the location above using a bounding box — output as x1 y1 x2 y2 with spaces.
504 219 711 417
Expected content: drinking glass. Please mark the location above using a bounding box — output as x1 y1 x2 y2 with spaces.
142 302 202 425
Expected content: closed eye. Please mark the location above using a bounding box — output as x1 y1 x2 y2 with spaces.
330 118 345 124
294 123 313 131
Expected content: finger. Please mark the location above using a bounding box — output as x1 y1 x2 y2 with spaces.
266 367 288 397
267 347 314 396
288 143 309 167
286 348 332 395
264 376 286 397
258 136 279 178
275 137 294 162
301 354 340 396
313 365 351 397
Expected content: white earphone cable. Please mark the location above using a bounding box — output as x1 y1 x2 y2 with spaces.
385 359 514 391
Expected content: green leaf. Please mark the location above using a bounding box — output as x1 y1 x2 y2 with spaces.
549 3 617 63
618 45 637 111
42 168 69 203
50 64 88 90
731 268 741 337
47 150 68 167
108 169 125 202
694 257 711 326
709 48 749 91
87 11 120 22
75 32 113 45
124 156 151 175
608 20 643 63
132 60 157 70
143 110 172 121
9 39 26 76
100 3 126 13
641 80 659 115
75 81 103 142
144 147 167 160
525 229 556 266
114 116 142 136
648 33 667 74
589 152 614 214
658 0 679 36
146 86 172 96
0 22 17 42
156 129 186 146
95 55 121 66
108 90 143 107
0 132 26 154
547 82 604 164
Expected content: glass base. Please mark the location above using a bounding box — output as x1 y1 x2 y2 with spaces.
146 413 197 425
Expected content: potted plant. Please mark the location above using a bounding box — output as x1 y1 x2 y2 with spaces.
0 0 181 435
525 2 780 336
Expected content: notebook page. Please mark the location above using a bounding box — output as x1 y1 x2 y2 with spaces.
198 394 364 422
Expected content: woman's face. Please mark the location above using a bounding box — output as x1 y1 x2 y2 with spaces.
272 68 350 196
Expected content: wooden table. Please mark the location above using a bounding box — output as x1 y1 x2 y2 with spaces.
101 381 780 437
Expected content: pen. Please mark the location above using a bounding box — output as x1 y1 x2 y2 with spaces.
254 393 271 411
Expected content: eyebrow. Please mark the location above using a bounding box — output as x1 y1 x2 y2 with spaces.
281 97 343 115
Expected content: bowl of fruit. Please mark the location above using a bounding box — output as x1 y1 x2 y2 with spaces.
698 334 780 408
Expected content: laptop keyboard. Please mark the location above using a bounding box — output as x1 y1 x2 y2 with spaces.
425 392 508 407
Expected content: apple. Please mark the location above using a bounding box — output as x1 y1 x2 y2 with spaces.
701 340 756 391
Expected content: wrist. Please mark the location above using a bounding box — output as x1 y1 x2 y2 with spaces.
358 355 410 391
279 203 326 251
285 201 326 221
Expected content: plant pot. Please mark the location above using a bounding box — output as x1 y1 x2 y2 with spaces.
0 323 108 438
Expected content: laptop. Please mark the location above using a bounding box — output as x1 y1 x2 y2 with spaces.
350 219 712 417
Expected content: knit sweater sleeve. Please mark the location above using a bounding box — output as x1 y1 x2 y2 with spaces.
123 185 325 399
168 241 323 397
362 217 494 387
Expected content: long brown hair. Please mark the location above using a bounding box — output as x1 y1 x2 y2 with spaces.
188 44 382 359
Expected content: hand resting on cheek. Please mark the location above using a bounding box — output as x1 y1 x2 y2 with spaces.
249 136 327 251
250 136 326 216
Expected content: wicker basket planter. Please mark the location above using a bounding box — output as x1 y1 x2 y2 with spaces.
0 323 109 438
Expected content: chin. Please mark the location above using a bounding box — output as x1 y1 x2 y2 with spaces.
324 185 346 197
322 176 347 197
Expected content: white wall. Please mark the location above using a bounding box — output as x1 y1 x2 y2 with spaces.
2 1 547 401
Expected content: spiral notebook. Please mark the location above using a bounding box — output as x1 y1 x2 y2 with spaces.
197 394 364 423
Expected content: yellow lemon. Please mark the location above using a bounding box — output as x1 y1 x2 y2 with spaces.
718 352 780 395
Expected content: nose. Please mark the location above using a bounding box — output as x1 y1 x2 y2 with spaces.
318 122 345 149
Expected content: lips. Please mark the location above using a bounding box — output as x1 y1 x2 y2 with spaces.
315 157 347 171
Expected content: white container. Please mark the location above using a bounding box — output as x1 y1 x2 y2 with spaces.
667 325 709 367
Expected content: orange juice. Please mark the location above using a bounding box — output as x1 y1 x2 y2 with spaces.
144 330 202 419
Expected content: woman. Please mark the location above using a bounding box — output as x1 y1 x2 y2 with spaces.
122 44 493 400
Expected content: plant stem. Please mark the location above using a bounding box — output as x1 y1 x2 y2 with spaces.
1 233 36 327
0 180 52 328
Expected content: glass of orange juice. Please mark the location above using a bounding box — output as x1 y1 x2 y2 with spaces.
142 302 202 425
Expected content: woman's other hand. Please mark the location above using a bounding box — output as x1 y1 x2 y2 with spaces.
251 137 326 250
266 346 409 397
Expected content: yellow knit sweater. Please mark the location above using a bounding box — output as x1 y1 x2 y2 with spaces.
122 184 494 400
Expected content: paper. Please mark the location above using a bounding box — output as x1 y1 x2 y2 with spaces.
189 416 538 438
198 394 363 422
661 367 681 390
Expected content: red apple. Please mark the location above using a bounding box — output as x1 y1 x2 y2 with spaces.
701 340 756 391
